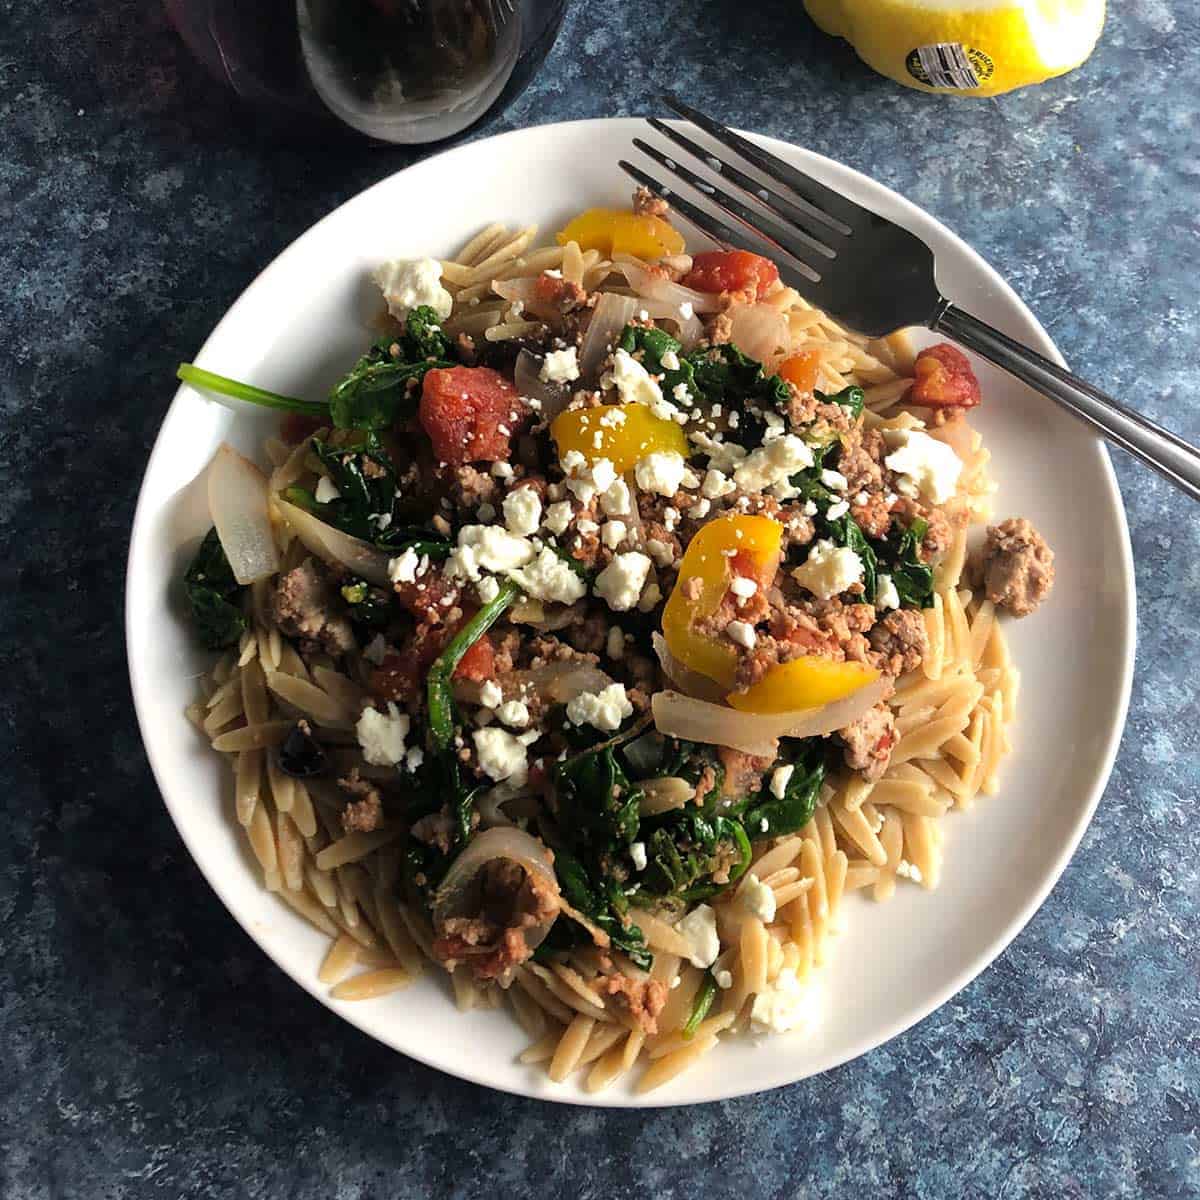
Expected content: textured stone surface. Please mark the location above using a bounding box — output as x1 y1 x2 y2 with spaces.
2 2 1199 1196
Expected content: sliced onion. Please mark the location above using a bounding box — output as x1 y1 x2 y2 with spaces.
651 677 891 757
727 303 789 364
514 349 571 423
208 443 281 584
578 292 640 381
652 633 726 703
453 662 614 707
524 662 614 702
432 827 560 955
476 781 531 829
611 255 723 314
275 497 391 587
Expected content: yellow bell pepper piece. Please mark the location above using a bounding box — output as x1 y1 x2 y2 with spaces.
727 656 879 714
551 403 688 474
556 208 686 260
662 515 784 688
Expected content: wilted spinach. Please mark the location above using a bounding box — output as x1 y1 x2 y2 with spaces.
741 739 827 838
816 384 865 420
328 306 456 430
874 517 934 608
183 528 246 649
287 433 451 556
633 810 752 905
547 845 653 970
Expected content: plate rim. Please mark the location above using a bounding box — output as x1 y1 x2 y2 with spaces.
125 116 1137 1108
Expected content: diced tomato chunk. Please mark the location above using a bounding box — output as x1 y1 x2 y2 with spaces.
909 343 981 410
279 412 326 444
369 623 493 701
392 572 458 624
682 250 780 299
454 634 494 682
419 366 529 465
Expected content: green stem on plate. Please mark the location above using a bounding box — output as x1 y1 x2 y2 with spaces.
177 362 329 416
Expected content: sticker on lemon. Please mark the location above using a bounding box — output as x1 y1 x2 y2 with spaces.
803 0 1105 97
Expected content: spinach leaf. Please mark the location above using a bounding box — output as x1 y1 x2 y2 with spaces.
818 509 878 603
873 517 934 609
299 435 452 556
815 384 865 420
634 810 751 904
329 309 456 431
742 739 827 838
685 343 790 449
183 528 246 649
556 743 642 852
401 305 453 362
549 845 653 969
618 324 682 373
176 304 455 431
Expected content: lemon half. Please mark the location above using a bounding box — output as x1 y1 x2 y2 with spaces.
804 0 1106 97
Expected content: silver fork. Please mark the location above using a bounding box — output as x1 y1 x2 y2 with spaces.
622 96 1200 503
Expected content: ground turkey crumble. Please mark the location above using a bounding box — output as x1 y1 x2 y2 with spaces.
978 517 1055 617
270 559 356 656
597 973 669 1035
432 859 560 982
837 703 898 782
338 769 384 833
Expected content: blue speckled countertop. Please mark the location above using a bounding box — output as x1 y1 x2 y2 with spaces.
3 2 1198 1196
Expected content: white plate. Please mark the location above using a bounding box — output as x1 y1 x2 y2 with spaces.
126 118 1135 1107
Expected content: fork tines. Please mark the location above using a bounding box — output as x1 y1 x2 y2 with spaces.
620 95 859 290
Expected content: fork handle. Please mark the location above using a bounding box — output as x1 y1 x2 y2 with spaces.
933 303 1200 502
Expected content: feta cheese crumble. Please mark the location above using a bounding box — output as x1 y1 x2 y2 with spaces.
594 551 652 612
739 874 777 924
875 572 900 611
540 346 580 384
355 703 410 767
445 524 535 581
675 904 720 968
478 679 503 709
791 538 864 600
472 727 528 785
388 546 422 584
508 546 587 605
314 476 341 504
565 683 634 732
882 428 963 504
769 764 794 799
503 488 542 537
495 700 530 729
543 500 573 535
373 257 452 323
610 347 664 409
749 968 818 1036
629 842 648 871
635 451 687 497
601 520 627 549
732 435 814 493
727 620 757 649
